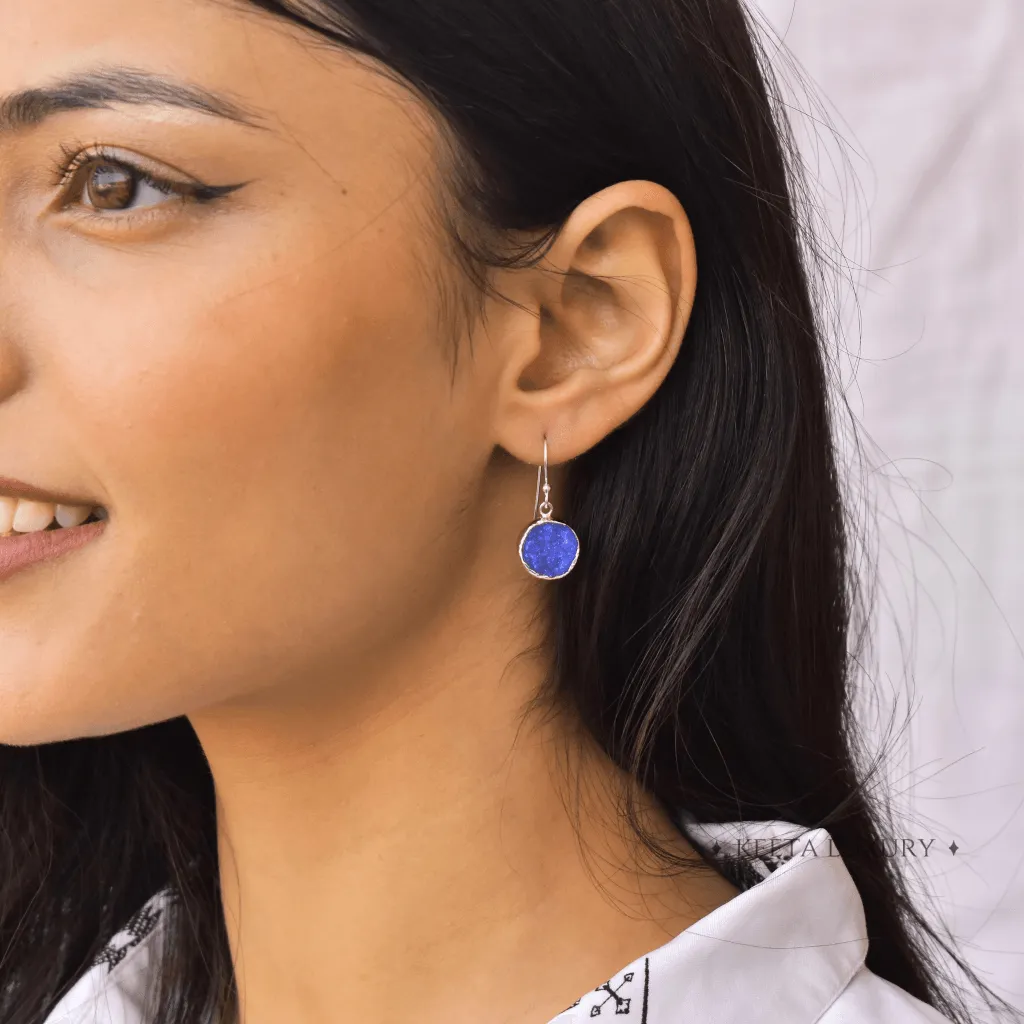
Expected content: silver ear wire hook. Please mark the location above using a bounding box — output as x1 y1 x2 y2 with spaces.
533 435 553 521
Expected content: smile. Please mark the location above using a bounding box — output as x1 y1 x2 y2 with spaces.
0 497 108 583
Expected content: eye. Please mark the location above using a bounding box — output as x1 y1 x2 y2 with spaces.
50 144 249 220
73 157 183 213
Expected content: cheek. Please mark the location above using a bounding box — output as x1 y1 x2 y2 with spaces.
0 223 482 742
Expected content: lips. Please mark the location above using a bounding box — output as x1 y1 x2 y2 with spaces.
0 476 108 582
0 518 107 583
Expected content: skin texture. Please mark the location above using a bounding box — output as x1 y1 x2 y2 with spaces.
0 2 741 1022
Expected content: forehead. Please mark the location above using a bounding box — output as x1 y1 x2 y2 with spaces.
2 0 266 89
0 0 414 141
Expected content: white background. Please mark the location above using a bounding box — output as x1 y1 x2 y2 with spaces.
747 0 1023 1014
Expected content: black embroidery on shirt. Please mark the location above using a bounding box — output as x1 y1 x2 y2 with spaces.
591 975 631 1016
754 837 796 875
701 836 787 888
641 954 649 1023
89 890 174 974
572 958 649 1018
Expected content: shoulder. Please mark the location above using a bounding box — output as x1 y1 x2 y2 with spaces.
821 965 957 1023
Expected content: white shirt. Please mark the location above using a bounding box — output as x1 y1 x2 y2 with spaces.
42 818 955 1023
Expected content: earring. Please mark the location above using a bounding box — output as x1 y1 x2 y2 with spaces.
518 434 580 579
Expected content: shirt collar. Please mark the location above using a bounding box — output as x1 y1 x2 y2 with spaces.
46 819 868 1024
545 818 869 1024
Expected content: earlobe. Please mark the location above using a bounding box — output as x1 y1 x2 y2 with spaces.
495 179 697 467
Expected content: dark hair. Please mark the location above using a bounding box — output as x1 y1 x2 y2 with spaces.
2 2 1017 1022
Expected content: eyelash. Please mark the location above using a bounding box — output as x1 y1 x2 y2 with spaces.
49 140 240 221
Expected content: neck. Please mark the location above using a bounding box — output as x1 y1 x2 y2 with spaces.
190 572 738 1024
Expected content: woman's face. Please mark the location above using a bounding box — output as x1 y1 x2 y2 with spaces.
0 0 520 743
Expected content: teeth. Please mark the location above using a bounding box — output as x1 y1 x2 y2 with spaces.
55 503 91 528
11 500 55 533
0 497 14 535
0 499 100 535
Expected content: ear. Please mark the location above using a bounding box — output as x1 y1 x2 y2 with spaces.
489 179 697 467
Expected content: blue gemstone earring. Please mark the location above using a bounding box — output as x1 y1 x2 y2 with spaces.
518 435 580 579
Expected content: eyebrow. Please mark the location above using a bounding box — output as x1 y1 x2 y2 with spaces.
0 65 270 134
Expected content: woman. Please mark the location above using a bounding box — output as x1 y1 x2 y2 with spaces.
0 1 1016 1022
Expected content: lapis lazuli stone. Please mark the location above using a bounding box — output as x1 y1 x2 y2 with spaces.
519 519 580 579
